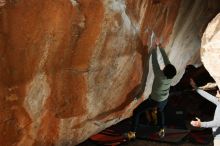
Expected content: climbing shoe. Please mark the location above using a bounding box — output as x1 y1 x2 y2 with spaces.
158 128 165 138
124 131 136 140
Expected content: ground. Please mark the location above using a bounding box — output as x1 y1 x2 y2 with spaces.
78 139 213 146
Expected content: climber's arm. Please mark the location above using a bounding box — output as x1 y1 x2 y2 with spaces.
159 47 171 65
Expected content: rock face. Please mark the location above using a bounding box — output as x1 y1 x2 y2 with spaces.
0 0 5 7
201 13 220 89
0 0 220 145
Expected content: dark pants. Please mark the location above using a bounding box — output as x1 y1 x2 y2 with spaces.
131 97 168 131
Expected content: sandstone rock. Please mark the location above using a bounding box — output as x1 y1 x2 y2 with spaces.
0 0 6 7
0 0 220 145
201 13 220 89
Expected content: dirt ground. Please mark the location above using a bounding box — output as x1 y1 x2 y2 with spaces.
120 139 213 146
78 139 213 146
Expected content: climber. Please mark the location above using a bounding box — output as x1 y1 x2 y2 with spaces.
125 39 177 140
190 78 220 146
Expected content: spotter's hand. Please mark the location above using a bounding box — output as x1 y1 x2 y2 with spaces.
190 117 201 127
